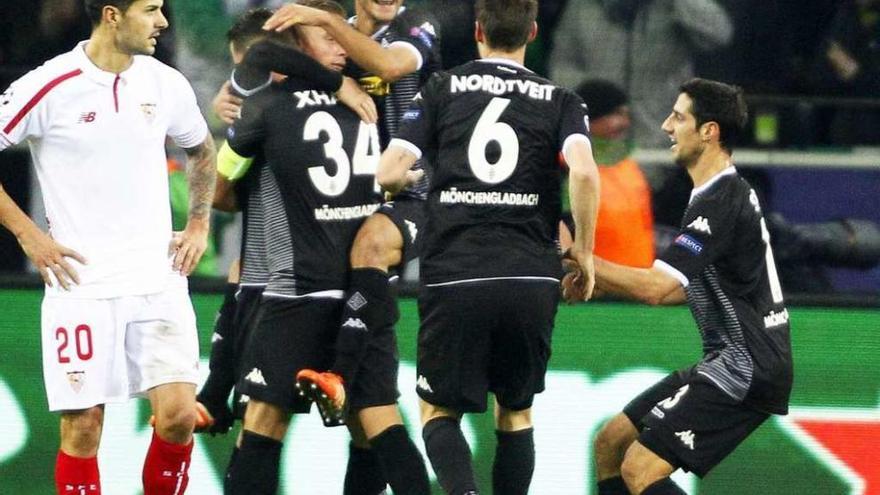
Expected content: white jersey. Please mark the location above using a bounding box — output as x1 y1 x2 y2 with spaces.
0 41 209 298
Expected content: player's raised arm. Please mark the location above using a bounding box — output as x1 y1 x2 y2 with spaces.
264 3 421 82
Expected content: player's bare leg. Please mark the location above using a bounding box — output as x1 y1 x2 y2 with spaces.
144 382 197 494
421 400 478 495
620 441 681 494
226 399 291 494
494 400 535 495
297 213 403 423
594 412 640 494
56 406 104 494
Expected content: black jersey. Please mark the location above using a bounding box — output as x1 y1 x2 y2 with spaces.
656 167 793 415
394 59 591 285
226 78 382 296
345 6 442 200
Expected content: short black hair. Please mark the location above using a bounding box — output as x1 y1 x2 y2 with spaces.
680 78 748 153
475 0 538 52
83 0 137 26
227 8 279 54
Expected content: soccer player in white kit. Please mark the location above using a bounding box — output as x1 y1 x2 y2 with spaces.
0 1 215 493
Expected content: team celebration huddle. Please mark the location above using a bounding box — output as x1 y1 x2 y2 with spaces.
0 0 792 493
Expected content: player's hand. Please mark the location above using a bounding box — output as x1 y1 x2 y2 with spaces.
263 3 328 32
170 220 210 276
403 169 424 189
212 82 243 125
337 77 377 124
561 249 595 303
18 226 86 290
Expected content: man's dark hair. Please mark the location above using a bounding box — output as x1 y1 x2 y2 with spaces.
680 78 748 153
475 0 538 52
227 8 281 54
83 0 137 26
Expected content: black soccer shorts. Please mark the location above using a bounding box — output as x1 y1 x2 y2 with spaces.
348 319 401 411
623 367 770 477
230 285 264 419
376 196 425 266
237 297 342 413
416 279 559 413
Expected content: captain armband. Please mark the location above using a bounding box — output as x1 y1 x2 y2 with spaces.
216 141 254 180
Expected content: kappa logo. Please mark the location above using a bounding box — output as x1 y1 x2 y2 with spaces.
405 219 418 242
687 216 712 235
245 368 267 386
211 332 223 344
347 292 368 311
66 371 86 393
342 317 367 330
78 112 96 123
416 375 434 393
675 430 696 450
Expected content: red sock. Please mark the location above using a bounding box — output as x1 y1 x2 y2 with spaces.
55 450 101 494
142 431 194 495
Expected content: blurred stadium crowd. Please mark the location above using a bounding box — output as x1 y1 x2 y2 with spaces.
1 0 878 296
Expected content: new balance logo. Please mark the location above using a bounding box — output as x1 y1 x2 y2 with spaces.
675 430 696 450
687 216 712 234
342 317 367 330
416 375 434 393
78 111 96 123
347 292 368 311
405 219 418 242
245 368 267 386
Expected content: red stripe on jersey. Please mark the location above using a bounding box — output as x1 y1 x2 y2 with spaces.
3 69 83 135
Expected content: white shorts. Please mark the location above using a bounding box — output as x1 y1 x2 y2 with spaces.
41 285 199 411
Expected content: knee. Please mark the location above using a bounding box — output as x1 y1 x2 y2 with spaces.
61 407 103 455
620 450 646 493
350 217 401 269
155 403 198 441
594 414 637 458
495 406 532 432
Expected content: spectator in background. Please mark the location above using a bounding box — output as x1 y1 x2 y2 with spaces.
548 0 733 148
566 79 655 268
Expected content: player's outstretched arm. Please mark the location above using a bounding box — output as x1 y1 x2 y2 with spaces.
594 257 686 306
0 184 85 289
566 139 600 301
172 134 217 276
376 144 421 195
264 4 420 82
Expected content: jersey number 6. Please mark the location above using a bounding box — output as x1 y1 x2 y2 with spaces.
468 97 519 184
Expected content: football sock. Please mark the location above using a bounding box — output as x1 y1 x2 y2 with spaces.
371 425 430 495
225 431 282 495
343 443 387 495
198 283 238 410
642 477 687 495
333 268 392 385
597 476 629 495
223 446 239 494
422 417 479 495
492 428 534 495
55 450 101 494
142 431 193 495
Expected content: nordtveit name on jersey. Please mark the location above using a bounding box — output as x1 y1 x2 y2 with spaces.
449 74 555 102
